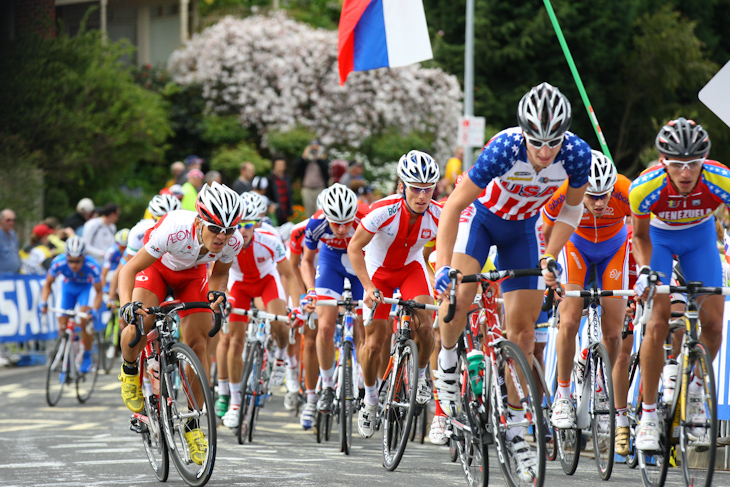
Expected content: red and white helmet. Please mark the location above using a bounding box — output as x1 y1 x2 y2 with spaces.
196 182 243 227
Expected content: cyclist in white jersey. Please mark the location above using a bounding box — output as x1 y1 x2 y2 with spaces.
118 182 243 465
348 150 441 437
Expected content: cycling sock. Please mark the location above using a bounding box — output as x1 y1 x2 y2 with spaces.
438 346 458 371
275 346 287 361
616 407 629 427
218 379 229 396
287 353 298 369
230 382 241 408
122 359 138 375
320 366 335 389
418 366 427 380
557 378 571 399
357 362 365 389
505 403 525 441
306 389 317 404
689 375 703 394
364 384 378 406
642 403 658 421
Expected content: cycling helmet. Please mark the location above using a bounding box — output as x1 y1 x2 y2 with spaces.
239 192 263 221
517 82 572 139
321 183 358 223
196 181 243 227
586 150 617 195
316 188 327 210
114 228 130 247
148 194 181 218
242 191 267 216
397 150 440 185
655 117 711 159
65 236 85 258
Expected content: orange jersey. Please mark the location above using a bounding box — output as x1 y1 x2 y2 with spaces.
542 174 632 243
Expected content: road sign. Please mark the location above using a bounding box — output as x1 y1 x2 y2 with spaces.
458 116 485 148
699 59 730 128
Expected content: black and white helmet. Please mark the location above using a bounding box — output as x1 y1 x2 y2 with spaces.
321 183 358 223
517 82 572 139
148 194 181 218
655 117 711 159
195 181 243 227
586 150 617 195
65 236 85 258
239 192 265 221
397 150 440 185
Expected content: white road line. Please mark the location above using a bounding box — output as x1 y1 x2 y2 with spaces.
0 462 64 469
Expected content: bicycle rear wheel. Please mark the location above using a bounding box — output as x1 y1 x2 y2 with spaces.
139 358 169 482
532 360 556 461
679 341 717 487
625 352 641 469
458 367 488 487
46 336 69 406
491 340 546 487
76 336 100 403
590 343 615 480
637 392 672 487
237 341 261 444
160 343 216 487
382 338 419 471
554 369 581 475
339 341 354 455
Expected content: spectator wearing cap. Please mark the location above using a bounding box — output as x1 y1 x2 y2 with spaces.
294 139 330 217
266 155 293 225
205 170 223 185
232 162 255 195
252 176 277 218
20 223 55 275
41 217 68 256
181 168 205 211
168 184 185 201
351 180 376 206
0 209 21 274
166 161 185 188
338 159 364 189
63 197 95 233
176 154 204 185
83 203 120 263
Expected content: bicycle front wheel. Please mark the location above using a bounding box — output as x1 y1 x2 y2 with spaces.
491 340 546 487
76 337 100 403
46 336 69 406
140 359 169 481
458 366 488 487
590 343 615 480
339 341 355 455
532 360 556 461
679 341 717 487
382 338 419 471
237 341 262 444
160 343 216 487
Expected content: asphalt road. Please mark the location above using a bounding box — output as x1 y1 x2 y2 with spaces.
1 364 730 487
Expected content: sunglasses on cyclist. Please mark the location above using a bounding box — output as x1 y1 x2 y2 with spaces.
524 134 565 150
67 258 83 264
586 191 611 201
327 219 354 228
404 182 436 194
662 157 705 171
200 220 238 235
240 220 259 230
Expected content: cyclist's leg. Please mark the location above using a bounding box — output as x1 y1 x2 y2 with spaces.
596 234 630 366
77 284 94 351
313 257 345 395
180 311 214 407
360 318 388 403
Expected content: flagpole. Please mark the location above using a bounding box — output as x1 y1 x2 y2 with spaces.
462 0 475 170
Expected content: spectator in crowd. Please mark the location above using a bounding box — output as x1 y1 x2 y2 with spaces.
0 209 20 274
338 159 365 189
435 177 455 201
252 176 277 219
20 223 55 275
82 202 120 263
176 154 204 185
166 161 185 188
63 197 95 233
444 146 464 185
168 184 185 201
41 217 67 256
205 170 223 185
329 159 349 184
232 162 255 194
181 168 205 210
266 155 293 224
350 181 376 206
294 139 330 217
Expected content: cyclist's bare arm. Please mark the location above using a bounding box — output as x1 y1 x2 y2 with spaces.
630 214 652 269
300 246 317 291
108 264 121 303
423 244 435 287
543 182 587 259
289 251 306 296
208 260 233 309
92 281 103 311
347 225 379 307
119 247 157 311
276 257 305 307
435 173 482 271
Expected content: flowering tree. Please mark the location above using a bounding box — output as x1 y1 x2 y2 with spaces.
168 13 462 163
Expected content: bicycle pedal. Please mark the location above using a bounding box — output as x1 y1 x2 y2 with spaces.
130 418 148 435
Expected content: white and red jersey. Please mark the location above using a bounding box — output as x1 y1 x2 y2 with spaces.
258 219 283 242
229 229 287 284
288 218 309 256
144 210 243 271
360 195 441 274
123 218 155 262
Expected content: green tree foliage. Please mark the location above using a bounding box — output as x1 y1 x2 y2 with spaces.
210 141 272 181
0 15 171 223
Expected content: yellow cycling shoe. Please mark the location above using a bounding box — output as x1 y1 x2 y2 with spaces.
119 366 144 413
184 428 207 465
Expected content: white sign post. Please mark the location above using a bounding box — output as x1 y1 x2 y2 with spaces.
699 60 730 128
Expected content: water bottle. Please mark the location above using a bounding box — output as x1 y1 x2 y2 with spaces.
143 376 153 398
256 322 266 343
147 356 160 395
662 359 678 404
574 347 588 399
467 350 485 396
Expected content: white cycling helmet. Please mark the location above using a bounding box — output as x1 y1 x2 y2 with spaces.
397 150 440 185
148 194 181 218
586 150 618 196
239 192 264 221
321 183 358 223
65 236 85 258
517 82 572 140
196 181 243 227
114 228 130 247
316 189 327 210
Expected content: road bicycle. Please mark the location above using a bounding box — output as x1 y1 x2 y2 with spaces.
128 300 221 487
45 308 99 406
369 293 439 471
98 300 121 374
445 267 547 487
230 306 290 444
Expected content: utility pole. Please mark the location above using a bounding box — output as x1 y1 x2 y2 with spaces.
463 0 475 170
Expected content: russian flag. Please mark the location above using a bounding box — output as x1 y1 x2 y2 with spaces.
338 0 433 86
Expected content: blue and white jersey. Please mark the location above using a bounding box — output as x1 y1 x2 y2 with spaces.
102 243 124 271
48 254 102 285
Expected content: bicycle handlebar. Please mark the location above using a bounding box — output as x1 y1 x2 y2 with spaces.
48 308 90 320
655 284 730 296
562 289 635 298
317 299 365 308
230 307 291 324
129 301 222 348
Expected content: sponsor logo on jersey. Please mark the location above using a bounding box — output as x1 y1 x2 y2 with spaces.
257 257 266 263
168 229 191 244
692 199 701 206
668 200 680 208
610 269 621 280
421 229 432 239
136 275 149 282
